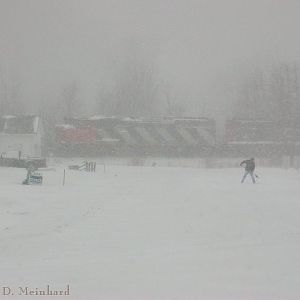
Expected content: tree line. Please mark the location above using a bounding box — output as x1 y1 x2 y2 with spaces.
234 62 300 126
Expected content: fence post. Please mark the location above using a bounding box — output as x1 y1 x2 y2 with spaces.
63 169 66 186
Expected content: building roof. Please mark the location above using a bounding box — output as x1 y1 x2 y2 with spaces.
0 115 40 134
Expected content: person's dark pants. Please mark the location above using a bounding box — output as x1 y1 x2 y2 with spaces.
241 170 255 183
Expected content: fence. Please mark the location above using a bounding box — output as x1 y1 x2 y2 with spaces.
69 161 96 172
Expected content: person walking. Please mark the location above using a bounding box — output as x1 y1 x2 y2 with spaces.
240 157 256 184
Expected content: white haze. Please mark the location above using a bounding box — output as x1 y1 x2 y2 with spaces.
1 0 300 118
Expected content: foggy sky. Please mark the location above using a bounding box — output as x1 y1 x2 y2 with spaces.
1 0 300 117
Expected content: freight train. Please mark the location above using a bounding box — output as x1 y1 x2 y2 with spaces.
55 116 300 157
55 116 216 156
225 119 300 157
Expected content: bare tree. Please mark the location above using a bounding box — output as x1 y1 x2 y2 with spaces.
163 87 185 117
38 97 60 153
113 58 160 117
234 67 267 120
234 62 300 125
60 81 80 118
0 67 24 115
268 62 300 125
94 87 115 116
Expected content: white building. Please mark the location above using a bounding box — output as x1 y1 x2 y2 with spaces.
0 115 44 158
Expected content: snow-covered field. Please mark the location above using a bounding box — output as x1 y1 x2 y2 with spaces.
1 162 300 300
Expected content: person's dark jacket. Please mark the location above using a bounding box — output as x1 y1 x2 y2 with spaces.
240 159 255 172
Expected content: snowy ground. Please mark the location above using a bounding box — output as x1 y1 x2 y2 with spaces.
1 162 300 300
